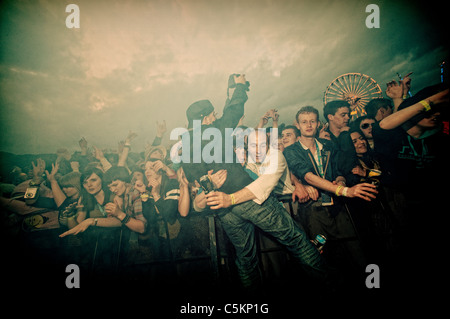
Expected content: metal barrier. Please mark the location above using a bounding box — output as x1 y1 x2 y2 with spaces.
67 194 298 285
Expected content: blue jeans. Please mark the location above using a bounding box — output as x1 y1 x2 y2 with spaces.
218 194 325 290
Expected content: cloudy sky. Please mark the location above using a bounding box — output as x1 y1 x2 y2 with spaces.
0 0 447 155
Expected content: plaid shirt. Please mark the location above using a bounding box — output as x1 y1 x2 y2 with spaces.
125 186 147 226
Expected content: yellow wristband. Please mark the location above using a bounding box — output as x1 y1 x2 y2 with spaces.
230 193 236 205
335 185 344 196
419 100 431 112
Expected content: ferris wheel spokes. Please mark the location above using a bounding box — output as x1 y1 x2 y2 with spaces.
323 73 383 120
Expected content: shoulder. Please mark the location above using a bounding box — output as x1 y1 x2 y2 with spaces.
283 142 303 154
127 187 141 201
163 178 180 195
164 179 180 201
283 142 308 164
372 121 405 146
316 137 336 152
166 178 179 188
317 137 332 146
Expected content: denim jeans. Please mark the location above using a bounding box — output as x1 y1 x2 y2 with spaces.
218 194 325 290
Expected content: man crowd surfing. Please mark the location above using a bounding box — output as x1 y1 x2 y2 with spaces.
1 72 449 298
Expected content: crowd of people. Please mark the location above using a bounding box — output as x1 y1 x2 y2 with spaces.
1 73 449 297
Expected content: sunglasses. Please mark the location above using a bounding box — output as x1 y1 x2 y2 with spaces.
361 122 374 129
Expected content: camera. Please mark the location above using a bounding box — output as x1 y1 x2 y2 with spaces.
24 186 40 205
25 187 38 199
199 174 215 194
228 74 250 90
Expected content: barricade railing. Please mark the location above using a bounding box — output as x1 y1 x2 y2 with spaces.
76 194 297 283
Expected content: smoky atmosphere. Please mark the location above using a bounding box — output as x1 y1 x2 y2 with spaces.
0 0 447 156
1 0 450 312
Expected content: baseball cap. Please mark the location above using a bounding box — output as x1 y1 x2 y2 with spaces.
186 100 214 128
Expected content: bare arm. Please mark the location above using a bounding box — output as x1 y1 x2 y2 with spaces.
59 216 121 237
45 162 66 208
177 167 191 217
118 131 137 167
205 187 256 210
115 211 146 234
379 88 449 130
304 172 378 202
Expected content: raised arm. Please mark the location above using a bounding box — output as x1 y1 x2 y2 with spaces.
177 167 191 217
45 162 66 207
379 88 449 130
93 146 112 172
217 75 248 131
118 131 137 168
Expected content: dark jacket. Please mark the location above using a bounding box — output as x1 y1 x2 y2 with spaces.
283 138 343 203
181 83 254 194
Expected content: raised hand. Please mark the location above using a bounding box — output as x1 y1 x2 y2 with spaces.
45 162 60 182
31 158 46 182
209 169 227 189
156 120 167 138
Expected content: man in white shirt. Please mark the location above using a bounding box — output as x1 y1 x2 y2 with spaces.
204 127 326 294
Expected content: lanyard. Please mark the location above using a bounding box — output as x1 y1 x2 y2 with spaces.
97 203 107 217
407 136 427 158
407 136 428 168
314 140 324 178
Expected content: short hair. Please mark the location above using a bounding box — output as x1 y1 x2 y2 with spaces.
365 98 392 118
349 115 375 131
104 166 131 185
282 125 300 137
323 100 350 122
295 106 319 122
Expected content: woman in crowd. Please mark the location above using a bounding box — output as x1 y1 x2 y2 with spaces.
59 166 124 277
103 166 147 234
59 167 120 237
138 147 182 259
344 127 396 263
45 162 82 229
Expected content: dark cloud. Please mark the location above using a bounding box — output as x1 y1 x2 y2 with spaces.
0 0 447 154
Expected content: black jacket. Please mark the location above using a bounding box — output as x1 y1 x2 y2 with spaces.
283 138 343 202
181 83 254 194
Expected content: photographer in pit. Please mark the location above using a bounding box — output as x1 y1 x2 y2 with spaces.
179 75 325 296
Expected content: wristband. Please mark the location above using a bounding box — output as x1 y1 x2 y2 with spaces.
419 100 431 112
230 193 237 205
335 185 344 196
121 214 131 224
342 187 349 197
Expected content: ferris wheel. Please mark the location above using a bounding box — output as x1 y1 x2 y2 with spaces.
323 73 383 120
